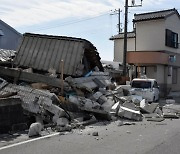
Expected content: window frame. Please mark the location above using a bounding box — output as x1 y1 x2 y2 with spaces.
165 29 179 48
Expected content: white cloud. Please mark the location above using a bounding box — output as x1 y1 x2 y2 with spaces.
0 0 123 27
0 0 178 28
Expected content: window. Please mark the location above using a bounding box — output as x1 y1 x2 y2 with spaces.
172 68 177 84
131 80 151 89
165 29 178 48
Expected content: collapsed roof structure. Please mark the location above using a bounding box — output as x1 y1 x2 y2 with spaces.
14 33 103 77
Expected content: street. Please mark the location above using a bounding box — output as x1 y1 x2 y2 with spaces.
1 117 180 154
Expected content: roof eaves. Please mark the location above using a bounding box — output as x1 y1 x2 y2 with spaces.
134 8 175 17
110 32 135 40
164 9 180 20
133 8 178 23
0 20 22 36
133 16 165 22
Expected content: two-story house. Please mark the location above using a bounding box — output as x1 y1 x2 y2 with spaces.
110 8 180 96
0 20 22 50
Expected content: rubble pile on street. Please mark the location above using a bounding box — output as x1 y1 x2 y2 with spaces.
0 33 180 137
0 67 180 136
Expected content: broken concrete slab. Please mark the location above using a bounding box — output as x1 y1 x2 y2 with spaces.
90 91 103 102
114 86 124 97
122 102 139 111
45 104 66 117
101 98 115 112
140 102 159 114
143 113 161 119
118 106 143 121
73 116 97 127
93 78 107 88
146 117 165 122
97 95 108 105
163 113 179 119
65 75 112 91
154 107 163 116
91 71 109 76
0 66 69 89
110 102 120 116
162 104 180 115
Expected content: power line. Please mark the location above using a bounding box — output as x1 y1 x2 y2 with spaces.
28 11 110 32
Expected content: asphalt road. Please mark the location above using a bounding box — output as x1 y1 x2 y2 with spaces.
1 118 180 154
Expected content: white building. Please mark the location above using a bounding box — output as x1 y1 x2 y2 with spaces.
110 9 180 96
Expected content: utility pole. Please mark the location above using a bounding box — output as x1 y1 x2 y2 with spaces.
118 8 121 34
110 9 122 34
122 0 143 76
123 0 128 76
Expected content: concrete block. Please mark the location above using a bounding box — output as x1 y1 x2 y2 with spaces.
28 122 43 137
115 86 124 97
69 95 80 106
118 106 142 121
91 92 103 101
111 102 120 115
84 99 93 109
98 95 108 105
46 104 66 117
140 102 159 114
101 98 115 112
123 102 139 111
163 113 179 119
146 117 165 122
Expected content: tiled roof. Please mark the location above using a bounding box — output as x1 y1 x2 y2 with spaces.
133 8 179 22
110 32 135 40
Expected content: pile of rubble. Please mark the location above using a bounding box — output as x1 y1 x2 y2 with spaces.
0 33 179 137
0 68 179 137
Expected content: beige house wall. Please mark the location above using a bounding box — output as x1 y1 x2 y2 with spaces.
146 66 156 79
136 19 165 51
145 65 165 84
113 37 135 62
156 65 165 84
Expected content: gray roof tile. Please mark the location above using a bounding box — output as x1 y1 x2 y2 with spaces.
134 8 179 22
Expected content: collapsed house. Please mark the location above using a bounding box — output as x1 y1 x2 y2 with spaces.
0 33 179 136
13 33 103 77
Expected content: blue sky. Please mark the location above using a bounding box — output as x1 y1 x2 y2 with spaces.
0 0 180 61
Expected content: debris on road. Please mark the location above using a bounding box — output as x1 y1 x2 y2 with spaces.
0 33 180 139
92 131 99 136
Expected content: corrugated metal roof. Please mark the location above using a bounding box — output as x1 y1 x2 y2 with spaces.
133 8 179 22
14 33 102 76
0 49 16 61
